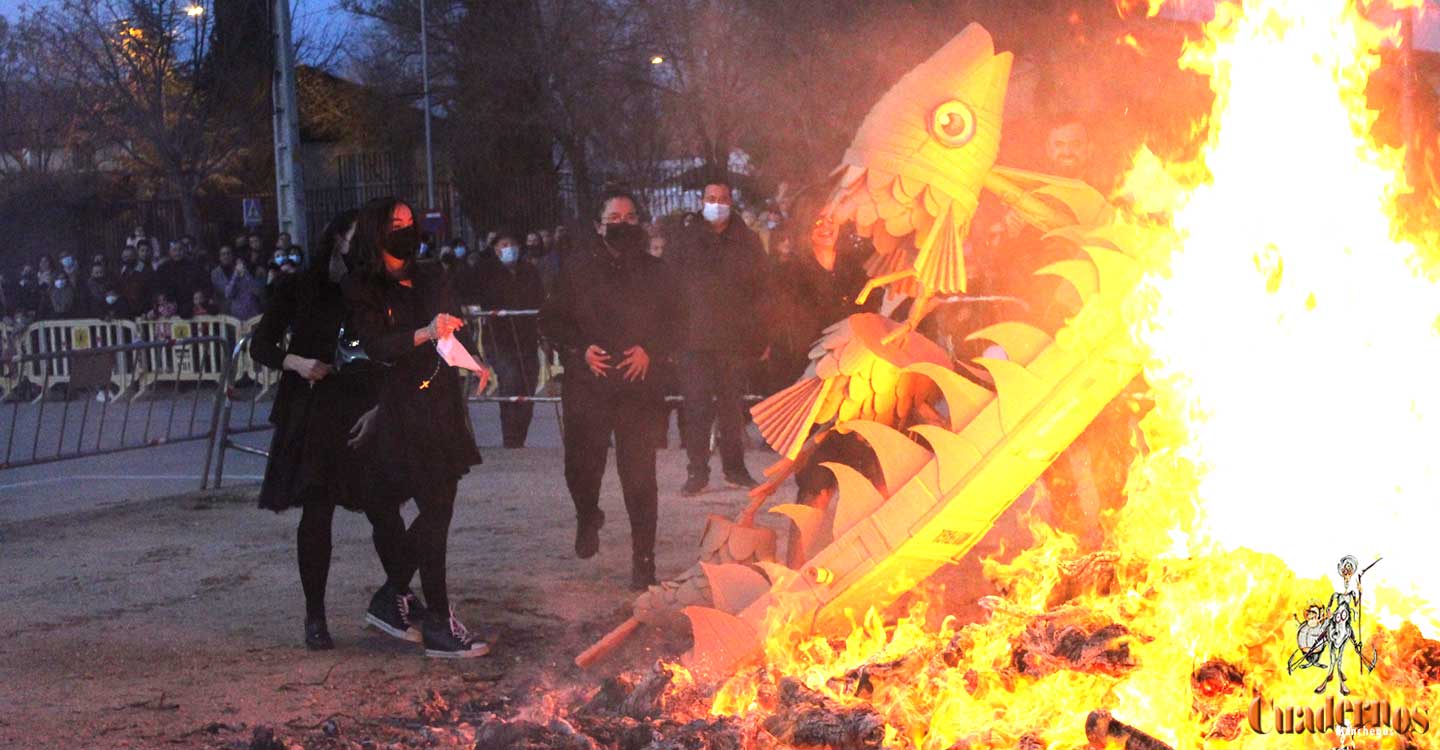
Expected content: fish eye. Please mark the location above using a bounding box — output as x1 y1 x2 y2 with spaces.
930 100 977 147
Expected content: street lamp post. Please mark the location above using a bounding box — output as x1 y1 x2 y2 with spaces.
419 0 435 211
185 4 203 58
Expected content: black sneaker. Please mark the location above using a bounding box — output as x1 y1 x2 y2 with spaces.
422 607 491 659
723 469 759 489
364 585 422 643
305 617 334 651
631 555 657 591
575 510 604 559
681 473 708 496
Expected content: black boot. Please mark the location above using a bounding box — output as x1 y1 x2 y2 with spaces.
305 616 334 651
681 472 708 496
631 554 657 591
723 467 759 489
575 510 604 559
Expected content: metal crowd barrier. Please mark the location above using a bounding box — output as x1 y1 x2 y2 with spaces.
208 334 278 489
14 318 142 399
462 307 561 405
130 315 240 399
6 314 255 401
0 321 19 400
0 336 230 489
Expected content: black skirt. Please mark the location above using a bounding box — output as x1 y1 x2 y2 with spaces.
258 366 385 512
343 266 482 504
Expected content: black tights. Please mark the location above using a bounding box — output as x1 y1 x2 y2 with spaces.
394 480 458 616
297 502 408 621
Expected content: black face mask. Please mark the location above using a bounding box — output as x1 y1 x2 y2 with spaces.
602 223 647 256
386 225 420 261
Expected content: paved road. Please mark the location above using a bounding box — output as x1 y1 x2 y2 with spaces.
0 399 571 524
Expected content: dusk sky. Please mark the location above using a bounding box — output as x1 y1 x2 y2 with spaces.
3 0 1439 54
0 0 354 45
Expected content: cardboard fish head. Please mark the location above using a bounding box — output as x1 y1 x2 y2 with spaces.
822 24 1011 295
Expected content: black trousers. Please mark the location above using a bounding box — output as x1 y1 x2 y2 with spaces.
562 384 660 560
678 351 749 478
491 347 538 447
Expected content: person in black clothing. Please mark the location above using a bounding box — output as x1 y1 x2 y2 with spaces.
343 197 491 659
155 241 208 317
670 181 768 495
13 265 40 318
117 245 153 314
250 210 414 652
479 231 546 448
539 190 684 590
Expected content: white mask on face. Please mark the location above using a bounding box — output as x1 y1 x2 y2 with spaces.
701 202 731 224
498 245 520 265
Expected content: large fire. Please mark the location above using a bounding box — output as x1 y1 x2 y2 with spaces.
692 0 1440 748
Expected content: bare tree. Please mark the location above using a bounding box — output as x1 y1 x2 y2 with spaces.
0 14 90 176
38 0 250 235
345 0 666 221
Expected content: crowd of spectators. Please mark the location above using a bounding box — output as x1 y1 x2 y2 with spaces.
0 227 312 330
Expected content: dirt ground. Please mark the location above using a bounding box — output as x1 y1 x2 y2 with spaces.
0 428 1037 750
0 441 783 750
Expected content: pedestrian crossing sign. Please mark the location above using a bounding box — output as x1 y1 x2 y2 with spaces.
242 198 263 228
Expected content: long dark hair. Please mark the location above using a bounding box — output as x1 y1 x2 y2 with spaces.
351 196 409 283
307 209 359 286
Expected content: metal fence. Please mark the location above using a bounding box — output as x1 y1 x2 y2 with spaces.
3 310 774 492
1 336 229 488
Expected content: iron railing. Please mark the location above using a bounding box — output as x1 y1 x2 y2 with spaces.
0 336 230 490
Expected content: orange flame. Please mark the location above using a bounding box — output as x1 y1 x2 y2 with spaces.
704 1 1440 747
1116 32 1149 54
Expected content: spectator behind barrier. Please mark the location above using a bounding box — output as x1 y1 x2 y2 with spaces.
224 257 265 320
44 273 77 320
117 244 153 313
478 230 545 449
210 245 236 309
192 289 218 317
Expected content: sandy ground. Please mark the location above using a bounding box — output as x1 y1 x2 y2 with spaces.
0 406 1032 750
0 405 789 749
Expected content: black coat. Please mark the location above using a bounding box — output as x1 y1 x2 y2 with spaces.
538 240 684 399
669 219 768 355
250 273 382 511
343 263 482 498
478 259 545 356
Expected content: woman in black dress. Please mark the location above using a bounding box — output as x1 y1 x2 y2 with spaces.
343 197 490 658
252 211 423 651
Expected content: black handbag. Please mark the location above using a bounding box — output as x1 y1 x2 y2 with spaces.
334 323 383 372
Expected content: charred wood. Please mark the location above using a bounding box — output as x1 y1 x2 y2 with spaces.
761 678 886 749
1085 710 1175 750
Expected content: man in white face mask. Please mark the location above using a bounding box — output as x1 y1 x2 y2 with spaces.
479 231 545 448
671 180 769 496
